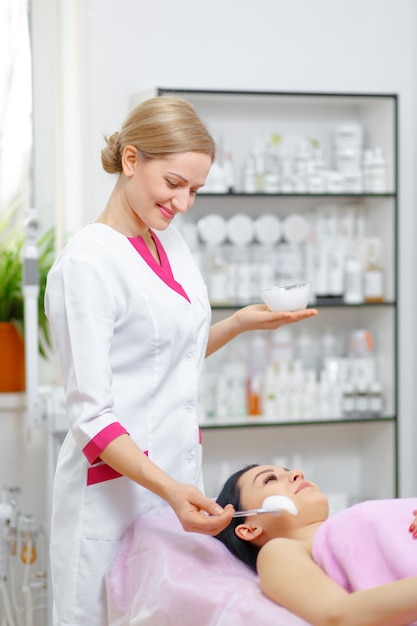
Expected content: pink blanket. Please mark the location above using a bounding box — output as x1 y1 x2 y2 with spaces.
106 505 309 626
312 498 417 592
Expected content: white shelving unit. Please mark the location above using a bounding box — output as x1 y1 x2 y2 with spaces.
133 88 398 504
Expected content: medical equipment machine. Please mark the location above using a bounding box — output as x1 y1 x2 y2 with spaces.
0 487 47 626
1 207 61 626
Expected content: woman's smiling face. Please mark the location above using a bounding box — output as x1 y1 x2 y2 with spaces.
123 150 212 231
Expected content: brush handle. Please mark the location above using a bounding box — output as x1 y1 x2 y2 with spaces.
232 509 269 518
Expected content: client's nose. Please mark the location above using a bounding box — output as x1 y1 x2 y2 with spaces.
289 468 305 482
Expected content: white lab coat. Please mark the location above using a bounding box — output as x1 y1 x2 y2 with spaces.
45 223 211 625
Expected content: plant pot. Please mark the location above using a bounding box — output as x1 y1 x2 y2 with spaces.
0 322 25 392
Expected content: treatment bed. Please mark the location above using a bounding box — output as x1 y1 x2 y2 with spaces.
106 505 310 625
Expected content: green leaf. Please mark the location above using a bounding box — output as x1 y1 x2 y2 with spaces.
0 211 55 357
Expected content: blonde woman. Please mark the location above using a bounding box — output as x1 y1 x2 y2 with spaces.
45 96 317 625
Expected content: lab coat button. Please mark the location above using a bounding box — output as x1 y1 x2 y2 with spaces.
186 352 193 360
185 303 191 310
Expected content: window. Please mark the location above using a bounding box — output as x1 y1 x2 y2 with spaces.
0 0 32 219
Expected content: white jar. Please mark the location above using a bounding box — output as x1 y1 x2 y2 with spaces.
335 148 362 173
333 124 363 151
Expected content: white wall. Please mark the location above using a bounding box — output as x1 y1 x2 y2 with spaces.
3 0 416 526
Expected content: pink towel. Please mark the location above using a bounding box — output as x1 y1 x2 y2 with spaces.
106 505 309 626
312 498 417 592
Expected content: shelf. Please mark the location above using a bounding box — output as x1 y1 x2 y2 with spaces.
142 86 399 499
313 298 396 307
200 415 395 430
211 300 396 310
159 89 398 105
199 192 396 199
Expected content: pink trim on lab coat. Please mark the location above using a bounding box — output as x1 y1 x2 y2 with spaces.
128 233 191 302
86 451 149 486
87 464 123 485
83 422 129 464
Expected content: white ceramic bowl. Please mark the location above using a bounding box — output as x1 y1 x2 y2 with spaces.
261 282 311 312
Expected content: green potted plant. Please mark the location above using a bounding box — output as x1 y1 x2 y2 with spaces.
0 210 55 392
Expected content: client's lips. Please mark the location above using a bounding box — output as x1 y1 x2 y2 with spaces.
295 482 314 494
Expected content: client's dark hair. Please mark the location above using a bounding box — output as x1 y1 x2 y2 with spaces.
215 464 260 572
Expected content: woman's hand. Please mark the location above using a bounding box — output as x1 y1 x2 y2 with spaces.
409 509 417 538
232 304 318 334
167 482 235 536
207 304 318 357
100 436 234 535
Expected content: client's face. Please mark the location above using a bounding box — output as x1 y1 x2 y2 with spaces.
236 465 329 544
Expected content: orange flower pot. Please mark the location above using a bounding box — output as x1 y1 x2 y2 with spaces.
0 322 25 392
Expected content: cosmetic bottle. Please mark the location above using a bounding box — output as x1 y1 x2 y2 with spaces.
253 244 276 296
321 329 338 361
253 213 281 297
205 245 229 305
202 352 223 419
254 138 265 192
225 361 247 417
247 334 267 416
362 149 374 193
276 242 304 285
355 382 369 417
222 136 235 193
204 160 228 193
307 146 326 193
293 140 310 193
363 237 384 303
333 124 363 152
327 237 345 297
263 365 278 418
289 360 304 418
363 147 387 193
270 327 294 364
263 138 281 193
242 154 257 193
230 244 252 304
295 330 317 373
302 370 318 419
280 157 294 193
342 382 355 417
370 147 387 192
344 243 363 304
311 145 326 173
304 233 317 303
318 370 331 419
276 361 290 420
226 213 254 304
368 381 383 416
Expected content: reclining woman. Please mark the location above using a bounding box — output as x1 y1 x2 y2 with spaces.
215 463 417 626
